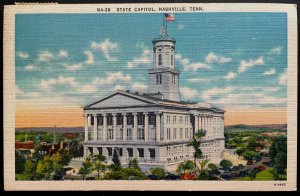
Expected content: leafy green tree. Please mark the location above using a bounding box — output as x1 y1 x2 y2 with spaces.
93 160 106 179
111 148 121 171
23 159 37 180
207 163 218 176
123 167 145 180
15 151 26 174
79 158 93 180
176 160 195 175
150 167 166 179
274 152 287 179
269 137 287 179
104 170 124 180
188 129 206 167
93 154 106 162
242 150 260 161
236 147 246 157
51 153 64 180
219 159 233 170
36 155 53 180
249 169 258 181
128 158 140 170
57 150 71 166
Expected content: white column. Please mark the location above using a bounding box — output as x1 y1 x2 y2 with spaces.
84 114 88 141
103 114 107 141
208 116 211 137
155 112 161 142
221 117 224 137
144 148 150 161
123 147 128 163
199 116 202 130
112 113 117 141
133 113 138 141
123 113 127 141
93 115 98 141
194 114 199 133
144 112 149 141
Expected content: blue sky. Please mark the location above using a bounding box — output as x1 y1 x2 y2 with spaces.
15 13 287 110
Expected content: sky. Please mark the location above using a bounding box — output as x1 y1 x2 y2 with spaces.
15 13 287 128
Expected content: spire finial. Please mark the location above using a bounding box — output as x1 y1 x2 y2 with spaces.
160 26 167 37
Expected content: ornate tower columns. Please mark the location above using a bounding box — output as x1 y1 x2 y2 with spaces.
144 112 149 141
155 112 161 142
112 113 117 141
133 113 138 141
102 114 107 141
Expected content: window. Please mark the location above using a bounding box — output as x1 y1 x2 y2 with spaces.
98 116 103 125
156 74 162 84
166 115 170 124
120 129 123 140
127 148 133 157
127 128 132 140
127 115 133 125
117 115 123 125
173 116 177 124
173 128 177 139
185 128 189 138
171 54 173 66
138 128 145 140
167 128 171 140
137 114 144 125
180 128 183 139
118 148 123 156
91 116 94 125
149 114 155 125
179 116 182 123
149 149 155 158
138 148 144 157
172 74 176 85
158 54 162 66
107 147 112 156
107 115 113 125
108 129 113 140
97 147 102 155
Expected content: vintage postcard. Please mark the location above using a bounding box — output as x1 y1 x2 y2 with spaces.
3 3 297 191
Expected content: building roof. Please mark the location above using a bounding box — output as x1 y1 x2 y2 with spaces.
152 35 176 44
84 90 225 113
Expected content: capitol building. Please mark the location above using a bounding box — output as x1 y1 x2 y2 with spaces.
83 24 225 171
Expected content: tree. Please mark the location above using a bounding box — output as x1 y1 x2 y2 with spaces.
79 158 93 180
15 151 26 174
51 153 65 180
123 167 145 180
242 150 260 161
36 155 53 180
219 159 233 170
188 129 206 167
93 154 106 162
93 160 106 179
128 158 140 170
23 159 37 180
269 137 287 179
150 167 166 179
176 160 195 175
207 163 218 176
111 148 121 171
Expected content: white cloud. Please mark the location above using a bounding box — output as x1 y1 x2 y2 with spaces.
202 86 235 101
58 50 68 58
91 39 119 61
65 63 83 71
127 49 152 69
202 85 286 108
84 50 94 64
24 64 39 71
15 85 40 98
131 82 147 92
187 78 216 83
113 85 126 91
269 46 282 55
17 51 29 59
263 68 276 75
38 51 54 62
238 56 264 73
205 52 232 64
40 76 77 90
279 68 287 85
176 54 210 71
224 72 237 81
180 87 198 100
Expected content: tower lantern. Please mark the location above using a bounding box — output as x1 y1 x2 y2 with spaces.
148 15 180 102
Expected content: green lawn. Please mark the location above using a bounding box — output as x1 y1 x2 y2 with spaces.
233 168 275 181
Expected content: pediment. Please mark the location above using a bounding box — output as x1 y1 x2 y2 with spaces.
85 92 156 108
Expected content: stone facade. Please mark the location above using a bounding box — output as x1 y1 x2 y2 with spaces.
83 26 225 172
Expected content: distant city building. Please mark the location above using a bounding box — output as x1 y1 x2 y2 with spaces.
83 23 225 171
